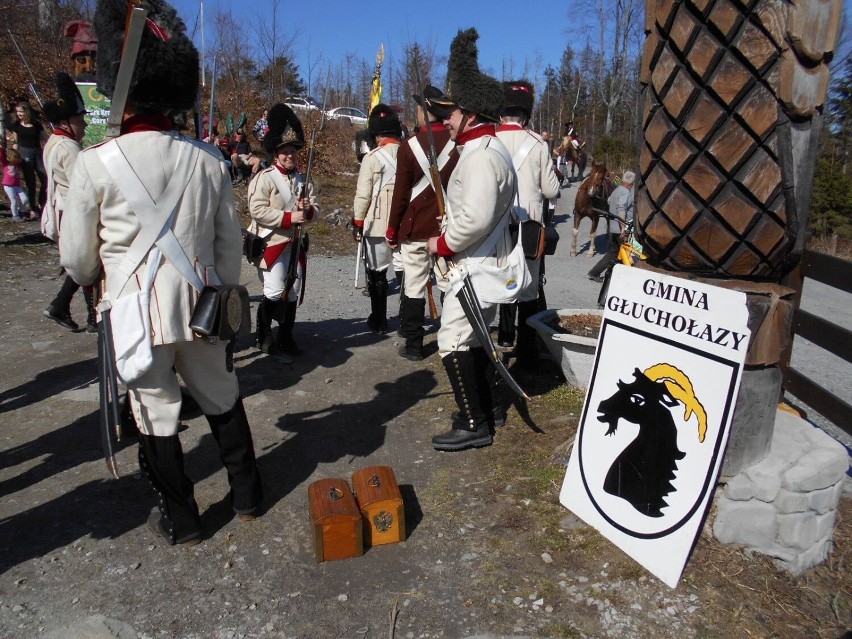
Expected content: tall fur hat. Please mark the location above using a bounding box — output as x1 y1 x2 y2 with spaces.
413 85 452 120
445 28 503 123
43 73 87 124
94 0 199 113
502 80 534 118
368 103 402 138
262 103 305 153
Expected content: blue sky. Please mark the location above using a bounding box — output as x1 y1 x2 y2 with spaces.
169 0 582 94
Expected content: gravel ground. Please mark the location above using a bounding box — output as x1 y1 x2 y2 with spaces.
0 182 848 639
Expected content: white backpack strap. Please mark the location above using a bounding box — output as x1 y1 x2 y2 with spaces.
268 168 300 210
371 147 397 199
409 137 452 201
97 137 201 297
511 133 538 173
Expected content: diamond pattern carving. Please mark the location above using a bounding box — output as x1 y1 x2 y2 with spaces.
683 155 724 200
646 107 677 152
646 164 676 204
683 94 725 145
651 45 679 95
661 133 698 174
662 68 700 121
709 53 752 103
661 185 700 229
736 84 778 139
707 0 743 41
739 148 781 204
685 212 739 261
670 6 700 54
736 21 779 73
710 183 760 234
685 31 723 81
708 120 756 173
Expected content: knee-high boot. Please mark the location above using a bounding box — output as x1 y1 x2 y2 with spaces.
515 300 541 368
277 300 302 356
206 398 263 516
256 297 278 354
138 433 202 545
399 296 425 361
432 351 493 451
497 303 517 347
82 286 98 334
366 269 388 333
395 270 406 337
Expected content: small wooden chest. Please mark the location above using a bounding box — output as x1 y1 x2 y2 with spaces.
351 466 406 547
308 478 363 562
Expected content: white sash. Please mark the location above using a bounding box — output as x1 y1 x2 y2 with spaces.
409 136 453 201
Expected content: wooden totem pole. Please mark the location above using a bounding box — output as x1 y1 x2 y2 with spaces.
635 0 842 474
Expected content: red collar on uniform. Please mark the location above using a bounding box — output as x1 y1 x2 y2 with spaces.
497 123 524 132
51 127 77 140
274 163 299 176
378 138 400 147
428 121 446 132
456 123 496 146
120 113 174 135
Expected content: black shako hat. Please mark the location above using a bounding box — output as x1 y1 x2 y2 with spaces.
263 103 305 154
43 72 87 124
502 80 534 118
412 85 452 120
94 0 199 113
444 28 503 123
367 103 402 138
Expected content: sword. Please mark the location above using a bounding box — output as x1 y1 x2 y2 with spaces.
104 2 149 140
454 266 529 400
97 299 121 479
354 234 364 288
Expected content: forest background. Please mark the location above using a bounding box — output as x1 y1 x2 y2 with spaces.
1 0 851 250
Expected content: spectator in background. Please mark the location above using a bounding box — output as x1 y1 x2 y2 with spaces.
253 109 269 143
1 146 32 220
230 129 260 184
9 101 48 209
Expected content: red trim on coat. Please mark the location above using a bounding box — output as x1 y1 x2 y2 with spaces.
120 113 173 135
436 235 454 258
497 123 524 132
456 124 496 146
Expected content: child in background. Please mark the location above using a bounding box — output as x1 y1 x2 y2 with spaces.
1 146 33 221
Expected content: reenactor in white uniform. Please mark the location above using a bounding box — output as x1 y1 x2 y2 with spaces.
495 80 560 366
61 0 262 545
247 104 318 357
426 28 516 451
351 104 403 334
41 73 97 333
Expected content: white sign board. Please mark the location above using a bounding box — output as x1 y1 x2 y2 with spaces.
560 265 751 588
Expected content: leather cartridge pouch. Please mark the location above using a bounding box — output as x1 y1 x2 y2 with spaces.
189 285 251 341
242 230 267 264
544 224 560 255
510 221 546 261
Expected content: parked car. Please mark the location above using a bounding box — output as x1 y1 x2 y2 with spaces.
283 96 324 113
325 106 368 126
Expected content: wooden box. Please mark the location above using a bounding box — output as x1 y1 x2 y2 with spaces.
351 466 406 547
308 478 363 562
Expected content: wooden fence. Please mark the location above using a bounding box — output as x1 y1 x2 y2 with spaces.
781 249 852 435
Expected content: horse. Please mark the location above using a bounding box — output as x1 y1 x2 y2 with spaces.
571 160 614 257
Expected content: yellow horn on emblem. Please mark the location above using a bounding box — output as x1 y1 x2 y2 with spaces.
644 363 708 443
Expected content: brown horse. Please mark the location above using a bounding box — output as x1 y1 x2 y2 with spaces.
571 161 613 256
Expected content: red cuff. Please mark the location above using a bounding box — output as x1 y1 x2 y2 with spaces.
436 235 455 258
351 218 364 228
281 212 292 229
385 226 398 242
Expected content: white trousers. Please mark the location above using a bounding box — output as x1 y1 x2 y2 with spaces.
400 241 432 299
128 339 240 437
262 243 304 301
437 286 497 357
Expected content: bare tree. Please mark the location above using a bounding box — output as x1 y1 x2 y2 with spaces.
252 0 297 102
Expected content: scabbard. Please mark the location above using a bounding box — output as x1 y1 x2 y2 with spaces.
354 239 363 288
456 275 529 401
97 315 120 479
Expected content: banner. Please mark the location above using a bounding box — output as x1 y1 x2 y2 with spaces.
560 265 750 588
77 82 111 147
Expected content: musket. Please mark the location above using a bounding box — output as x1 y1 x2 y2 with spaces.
283 82 330 304
94 1 151 478
7 29 46 110
426 273 438 320
412 60 528 400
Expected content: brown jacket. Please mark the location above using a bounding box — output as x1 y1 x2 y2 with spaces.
386 123 458 242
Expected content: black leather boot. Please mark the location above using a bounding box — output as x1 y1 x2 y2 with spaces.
256 297 277 354
497 303 516 348
277 301 303 355
398 297 425 361
366 269 389 333
44 275 80 331
395 269 406 336
83 287 98 334
137 433 202 545
515 300 541 368
207 398 263 518
432 351 493 451
452 347 507 428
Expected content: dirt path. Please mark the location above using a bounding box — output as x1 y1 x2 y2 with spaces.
0 184 848 639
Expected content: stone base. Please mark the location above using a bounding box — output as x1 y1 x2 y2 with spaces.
713 409 850 575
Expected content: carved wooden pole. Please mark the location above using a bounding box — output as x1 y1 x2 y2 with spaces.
635 0 842 474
